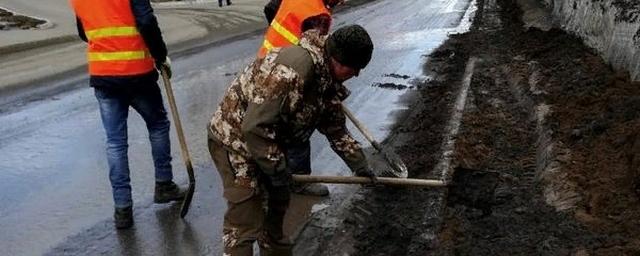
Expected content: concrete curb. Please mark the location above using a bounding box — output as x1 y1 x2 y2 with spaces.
0 35 78 56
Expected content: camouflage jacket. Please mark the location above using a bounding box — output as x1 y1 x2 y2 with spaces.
208 30 367 189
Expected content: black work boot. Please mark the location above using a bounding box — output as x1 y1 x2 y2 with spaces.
154 181 185 204
114 206 133 229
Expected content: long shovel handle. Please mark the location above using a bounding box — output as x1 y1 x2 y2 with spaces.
292 174 446 187
341 104 383 151
160 69 195 218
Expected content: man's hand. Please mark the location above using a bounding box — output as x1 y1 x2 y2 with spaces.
157 56 172 79
355 166 378 184
270 169 292 187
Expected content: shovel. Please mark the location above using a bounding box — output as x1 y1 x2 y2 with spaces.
160 68 196 218
292 174 444 187
342 104 409 178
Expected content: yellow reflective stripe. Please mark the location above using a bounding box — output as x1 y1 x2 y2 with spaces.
88 51 149 61
271 21 299 45
85 26 139 40
262 39 274 51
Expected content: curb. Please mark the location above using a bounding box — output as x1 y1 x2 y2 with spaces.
0 35 79 56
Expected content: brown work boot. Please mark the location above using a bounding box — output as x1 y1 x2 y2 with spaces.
291 183 329 197
154 181 185 204
114 206 133 229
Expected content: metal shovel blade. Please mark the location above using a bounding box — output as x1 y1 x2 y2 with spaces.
381 147 408 178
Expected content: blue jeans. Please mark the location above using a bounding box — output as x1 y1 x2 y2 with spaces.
94 83 173 208
286 141 311 175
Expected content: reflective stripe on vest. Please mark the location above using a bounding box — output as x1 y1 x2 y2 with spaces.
271 20 300 45
262 39 275 52
71 0 155 76
88 51 150 62
257 0 330 58
85 26 139 40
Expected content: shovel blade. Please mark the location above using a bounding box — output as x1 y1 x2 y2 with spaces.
382 149 408 178
179 182 195 218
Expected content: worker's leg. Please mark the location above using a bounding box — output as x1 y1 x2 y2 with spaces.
95 86 133 209
287 140 311 175
208 136 262 256
288 140 329 196
131 82 185 203
130 82 173 183
259 177 293 256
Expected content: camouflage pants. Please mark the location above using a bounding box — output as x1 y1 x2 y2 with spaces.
208 136 292 256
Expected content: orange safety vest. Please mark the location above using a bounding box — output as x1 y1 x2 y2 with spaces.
257 0 330 58
70 0 155 76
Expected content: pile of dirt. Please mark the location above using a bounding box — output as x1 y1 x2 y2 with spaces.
0 8 45 30
434 0 640 254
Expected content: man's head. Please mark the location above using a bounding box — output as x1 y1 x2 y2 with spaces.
326 24 374 82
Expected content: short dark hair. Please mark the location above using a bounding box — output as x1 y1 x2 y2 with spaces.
326 24 374 69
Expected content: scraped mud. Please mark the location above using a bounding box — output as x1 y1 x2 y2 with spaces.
434 0 640 254
0 8 45 30
372 82 412 90
295 0 640 254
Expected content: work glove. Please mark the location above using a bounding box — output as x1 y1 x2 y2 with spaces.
355 166 378 185
269 169 292 188
157 56 172 79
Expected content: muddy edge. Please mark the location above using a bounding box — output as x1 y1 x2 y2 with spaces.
295 0 640 255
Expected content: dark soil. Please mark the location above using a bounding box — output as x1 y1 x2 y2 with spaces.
612 0 640 22
296 0 640 255
0 8 45 30
384 73 411 79
435 0 640 255
372 82 412 90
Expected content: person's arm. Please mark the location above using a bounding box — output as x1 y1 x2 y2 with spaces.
75 17 87 42
130 0 167 66
317 88 370 175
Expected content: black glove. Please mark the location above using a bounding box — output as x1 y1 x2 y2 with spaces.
355 166 378 184
269 169 292 187
157 56 172 79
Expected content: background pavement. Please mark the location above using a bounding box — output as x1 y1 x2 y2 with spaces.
0 0 268 99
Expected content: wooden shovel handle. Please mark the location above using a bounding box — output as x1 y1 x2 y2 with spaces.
341 104 383 151
292 174 446 187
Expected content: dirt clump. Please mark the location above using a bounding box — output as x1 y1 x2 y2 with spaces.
0 8 46 30
384 73 411 79
372 82 411 90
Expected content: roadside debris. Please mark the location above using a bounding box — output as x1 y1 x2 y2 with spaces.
0 8 46 30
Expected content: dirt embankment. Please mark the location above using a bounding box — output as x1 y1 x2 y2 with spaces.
435 0 640 255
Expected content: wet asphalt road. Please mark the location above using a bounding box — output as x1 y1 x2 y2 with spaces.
0 0 474 255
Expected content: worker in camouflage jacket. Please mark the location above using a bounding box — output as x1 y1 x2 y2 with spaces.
207 25 376 256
